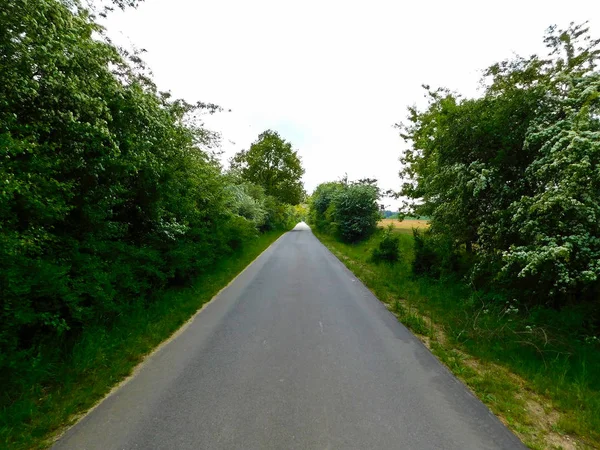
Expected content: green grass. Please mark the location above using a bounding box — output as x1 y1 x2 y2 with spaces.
0 230 284 450
315 228 600 449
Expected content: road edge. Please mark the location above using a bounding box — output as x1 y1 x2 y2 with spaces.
47 230 289 447
310 229 529 449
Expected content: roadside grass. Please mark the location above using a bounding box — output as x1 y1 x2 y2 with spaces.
0 230 284 450
315 228 600 450
379 218 429 234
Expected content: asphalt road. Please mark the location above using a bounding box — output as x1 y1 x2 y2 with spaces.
53 223 525 450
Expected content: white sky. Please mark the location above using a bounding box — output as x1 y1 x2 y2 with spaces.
102 0 599 209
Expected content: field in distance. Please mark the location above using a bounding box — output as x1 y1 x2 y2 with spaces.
379 218 429 234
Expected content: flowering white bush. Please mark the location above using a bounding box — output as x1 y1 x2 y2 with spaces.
399 23 600 307
501 74 600 302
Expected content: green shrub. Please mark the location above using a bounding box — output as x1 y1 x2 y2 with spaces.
331 184 380 243
222 216 259 251
309 181 380 243
412 229 458 277
308 182 344 232
226 183 267 228
0 0 282 410
371 226 401 263
398 23 600 309
262 196 294 231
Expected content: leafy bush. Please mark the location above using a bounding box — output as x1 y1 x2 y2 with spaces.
332 183 380 243
226 183 267 228
496 72 600 307
371 226 401 263
224 181 303 232
309 181 380 243
221 216 259 251
0 0 301 406
308 182 344 232
398 23 600 308
229 130 306 205
292 203 309 222
412 229 458 278
262 195 294 231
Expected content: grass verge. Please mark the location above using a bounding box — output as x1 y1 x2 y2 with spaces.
314 229 599 450
1 230 284 450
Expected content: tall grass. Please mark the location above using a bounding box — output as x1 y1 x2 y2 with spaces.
0 231 284 450
316 229 600 448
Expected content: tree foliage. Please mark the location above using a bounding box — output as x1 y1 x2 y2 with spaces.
224 179 303 232
309 182 344 233
500 70 600 304
398 22 600 309
0 0 301 399
230 130 305 205
309 179 380 243
333 183 381 242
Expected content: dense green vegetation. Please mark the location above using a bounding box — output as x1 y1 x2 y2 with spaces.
398 23 600 314
230 130 306 206
3 0 598 446
370 225 401 263
0 0 303 447
308 179 380 242
2 231 284 449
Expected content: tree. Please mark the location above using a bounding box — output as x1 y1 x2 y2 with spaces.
309 180 380 243
332 183 380 242
398 85 543 254
499 70 600 305
309 182 345 232
230 130 305 205
0 0 266 406
397 22 600 307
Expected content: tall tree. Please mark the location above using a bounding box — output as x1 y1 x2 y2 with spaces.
230 130 305 205
0 0 233 396
397 22 600 307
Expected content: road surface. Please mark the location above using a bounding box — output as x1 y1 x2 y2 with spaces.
54 223 525 450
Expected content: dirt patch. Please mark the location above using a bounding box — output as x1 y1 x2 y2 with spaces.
419 335 432 349
433 327 449 347
524 399 576 450
446 345 580 450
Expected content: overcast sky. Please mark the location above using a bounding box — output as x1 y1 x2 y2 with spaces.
102 0 598 209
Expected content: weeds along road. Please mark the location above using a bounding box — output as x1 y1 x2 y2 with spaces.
53 223 524 450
